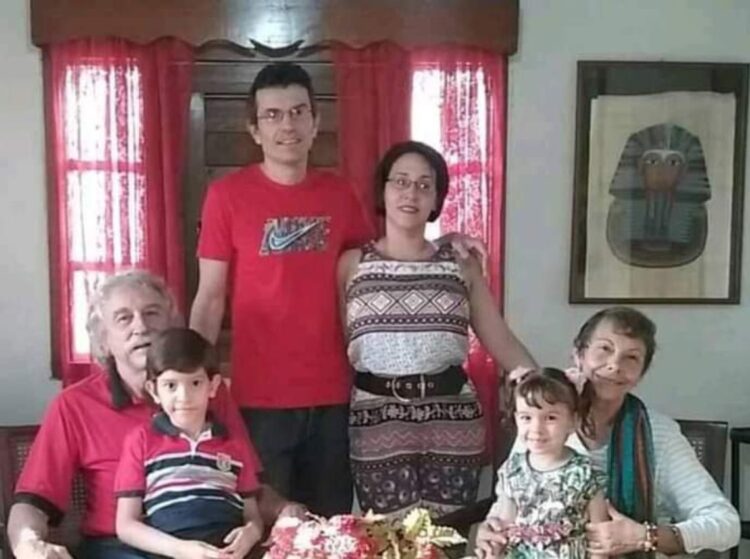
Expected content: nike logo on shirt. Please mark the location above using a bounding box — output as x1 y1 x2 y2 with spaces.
267 221 320 252
259 216 330 255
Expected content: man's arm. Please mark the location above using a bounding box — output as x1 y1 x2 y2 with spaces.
8 503 72 559
189 258 229 344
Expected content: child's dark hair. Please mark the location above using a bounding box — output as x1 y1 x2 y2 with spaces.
505 367 595 438
146 328 219 380
247 62 317 125
573 306 657 373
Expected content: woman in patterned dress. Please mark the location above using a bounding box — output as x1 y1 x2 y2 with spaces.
336 141 536 518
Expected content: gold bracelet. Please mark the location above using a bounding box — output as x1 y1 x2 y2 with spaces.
640 522 659 552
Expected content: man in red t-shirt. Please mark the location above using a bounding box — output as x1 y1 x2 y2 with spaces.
190 63 372 516
8 271 295 559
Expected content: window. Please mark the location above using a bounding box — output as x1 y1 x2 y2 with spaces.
411 67 490 242
63 62 146 359
47 40 190 384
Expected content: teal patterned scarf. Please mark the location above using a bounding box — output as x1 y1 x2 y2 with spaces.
607 393 655 558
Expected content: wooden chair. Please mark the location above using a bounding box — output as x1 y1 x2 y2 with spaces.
0 425 85 558
437 418 730 557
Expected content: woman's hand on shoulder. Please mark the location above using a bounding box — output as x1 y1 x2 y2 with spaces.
586 502 646 556
439 232 488 263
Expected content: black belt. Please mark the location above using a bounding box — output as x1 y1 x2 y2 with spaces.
354 365 467 401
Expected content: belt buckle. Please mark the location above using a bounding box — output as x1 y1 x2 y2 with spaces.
390 375 426 402
390 378 412 403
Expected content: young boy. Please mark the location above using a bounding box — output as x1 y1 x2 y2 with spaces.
115 328 263 558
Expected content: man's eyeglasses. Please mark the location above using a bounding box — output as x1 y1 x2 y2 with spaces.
256 105 313 124
386 177 435 193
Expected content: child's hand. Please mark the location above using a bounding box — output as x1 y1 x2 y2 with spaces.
175 540 227 559
222 522 263 558
474 517 508 559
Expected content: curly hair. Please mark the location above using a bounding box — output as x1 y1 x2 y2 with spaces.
86 270 179 367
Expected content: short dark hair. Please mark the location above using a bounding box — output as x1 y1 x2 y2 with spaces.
505 367 596 438
573 306 657 372
146 328 219 380
247 62 317 125
373 141 450 223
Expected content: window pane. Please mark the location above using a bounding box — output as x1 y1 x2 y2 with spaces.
64 64 143 164
67 170 146 265
411 69 444 240
71 270 108 358
411 68 490 238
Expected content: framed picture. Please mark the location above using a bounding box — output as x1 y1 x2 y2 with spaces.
569 61 748 303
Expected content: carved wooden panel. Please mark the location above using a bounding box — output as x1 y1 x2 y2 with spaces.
31 0 519 54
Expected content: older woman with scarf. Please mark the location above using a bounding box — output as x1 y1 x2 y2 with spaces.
477 307 739 557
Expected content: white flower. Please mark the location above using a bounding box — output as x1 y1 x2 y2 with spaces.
292 524 321 550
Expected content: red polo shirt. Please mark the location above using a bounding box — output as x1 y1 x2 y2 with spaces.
115 413 259 536
14 371 259 537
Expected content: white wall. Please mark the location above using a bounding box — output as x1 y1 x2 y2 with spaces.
0 0 59 423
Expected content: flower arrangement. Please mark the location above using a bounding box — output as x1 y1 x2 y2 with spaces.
263 508 466 559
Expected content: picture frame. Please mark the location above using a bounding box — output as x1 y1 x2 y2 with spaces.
569 61 748 304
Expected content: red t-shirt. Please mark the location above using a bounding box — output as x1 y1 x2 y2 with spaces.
198 165 373 408
14 372 259 537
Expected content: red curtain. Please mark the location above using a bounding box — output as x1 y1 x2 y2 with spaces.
332 42 412 230
412 47 508 459
45 38 193 385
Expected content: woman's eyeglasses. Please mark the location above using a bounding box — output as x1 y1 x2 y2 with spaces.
386 177 435 193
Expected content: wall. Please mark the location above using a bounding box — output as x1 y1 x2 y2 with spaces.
0 0 59 423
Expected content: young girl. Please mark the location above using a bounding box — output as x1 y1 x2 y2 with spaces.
475 367 608 559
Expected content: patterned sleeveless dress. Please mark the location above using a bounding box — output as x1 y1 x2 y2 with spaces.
493 451 606 558
346 242 485 518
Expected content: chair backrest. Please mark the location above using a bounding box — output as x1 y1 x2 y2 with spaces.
675 419 728 490
671 420 728 559
0 425 85 557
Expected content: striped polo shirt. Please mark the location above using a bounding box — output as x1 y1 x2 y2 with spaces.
115 413 259 536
